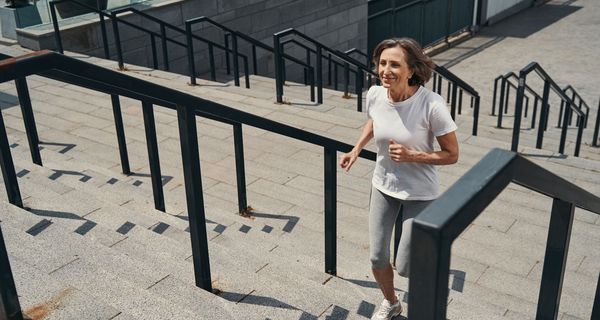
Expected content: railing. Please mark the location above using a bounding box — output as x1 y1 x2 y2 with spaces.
0 51 377 317
49 1 250 87
409 148 600 319
492 72 539 129
432 65 481 136
593 98 600 147
511 62 585 156
273 28 376 112
560 85 590 129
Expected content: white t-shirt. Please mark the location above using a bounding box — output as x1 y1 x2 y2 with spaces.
366 85 457 200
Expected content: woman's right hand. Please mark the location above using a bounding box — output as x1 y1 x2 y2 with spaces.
340 150 358 172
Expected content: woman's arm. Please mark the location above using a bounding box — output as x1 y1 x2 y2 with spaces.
339 119 374 171
388 131 459 165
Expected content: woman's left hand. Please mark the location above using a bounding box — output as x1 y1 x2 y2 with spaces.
388 139 414 162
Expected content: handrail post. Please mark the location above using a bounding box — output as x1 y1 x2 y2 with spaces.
324 146 337 275
574 116 584 157
242 55 250 89
160 24 169 71
472 96 480 136
327 53 332 86
436 75 442 95
558 100 564 128
450 82 457 120
252 44 258 75
592 274 600 320
176 105 212 292
409 221 452 319
111 95 130 174
15 78 42 166
492 76 500 115
593 99 600 147
99 14 110 59
559 100 570 154
0 110 22 207
536 80 550 149
458 89 463 115
536 198 573 319
0 226 23 320
142 102 165 212
185 22 197 86
208 43 216 81
274 34 284 103
232 33 240 87
316 45 323 104
233 123 248 214
224 33 231 75
531 97 538 129
356 69 364 112
111 12 124 70
497 78 507 128
49 1 63 53
309 67 315 102
511 73 527 152
150 35 159 69
343 62 350 98
433 73 438 92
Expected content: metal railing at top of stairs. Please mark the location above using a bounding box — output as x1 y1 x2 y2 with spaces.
431 65 481 136
0 51 377 318
511 62 585 157
273 28 376 112
185 16 313 90
409 148 600 319
49 1 250 88
108 6 250 88
493 71 540 128
560 85 590 129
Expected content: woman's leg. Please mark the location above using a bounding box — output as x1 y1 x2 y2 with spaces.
394 200 433 277
369 186 402 302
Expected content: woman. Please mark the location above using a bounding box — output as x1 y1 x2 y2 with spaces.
339 38 459 320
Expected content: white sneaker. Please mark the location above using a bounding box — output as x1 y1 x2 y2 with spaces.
371 295 403 320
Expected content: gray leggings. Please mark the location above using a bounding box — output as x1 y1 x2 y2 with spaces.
369 186 433 277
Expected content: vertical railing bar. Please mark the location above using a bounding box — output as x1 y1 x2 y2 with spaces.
176 104 212 292
531 97 538 129
142 101 165 212
334 63 339 91
574 116 584 157
224 33 231 75
233 123 248 214
558 100 564 128
274 35 284 103
150 35 159 69
252 44 258 75
208 43 216 82
50 2 63 53
344 62 350 98
536 198 574 319
185 22 196 85
316 46 323 104
450 82 457 120
458 89 463 115
0 226 23 320
160 24 169 71
592 273 600 320
232 34 241 87
356 69 364 112
559 101 570 154
0 110 22 207
472 96 480 136
327 53 332 86
310 67 315 103
498 78 507 128
242 55 250 89
110 95 130 174
15 78 42 166
111 13 124 70
592 99 600 147
99 14 110 59
536 81 550 149
511 73 527 152
492 76 499 115
324 146 337 275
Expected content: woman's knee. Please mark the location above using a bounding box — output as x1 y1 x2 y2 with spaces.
370 252 391 269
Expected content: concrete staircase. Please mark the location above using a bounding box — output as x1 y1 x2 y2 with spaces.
0 44 598 320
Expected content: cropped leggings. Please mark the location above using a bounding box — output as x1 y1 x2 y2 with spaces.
369 186 433 277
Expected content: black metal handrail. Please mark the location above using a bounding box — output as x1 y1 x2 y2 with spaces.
0 51 377 316
493 72 541 129
344 48 373 88
273 28 376 112
432 65 480 136
109 7 250 88
511 62 585 156
561 85 590 129
409 148 600 319
593 98 600 147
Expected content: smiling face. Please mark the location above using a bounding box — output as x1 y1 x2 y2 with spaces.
377 46 414 90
